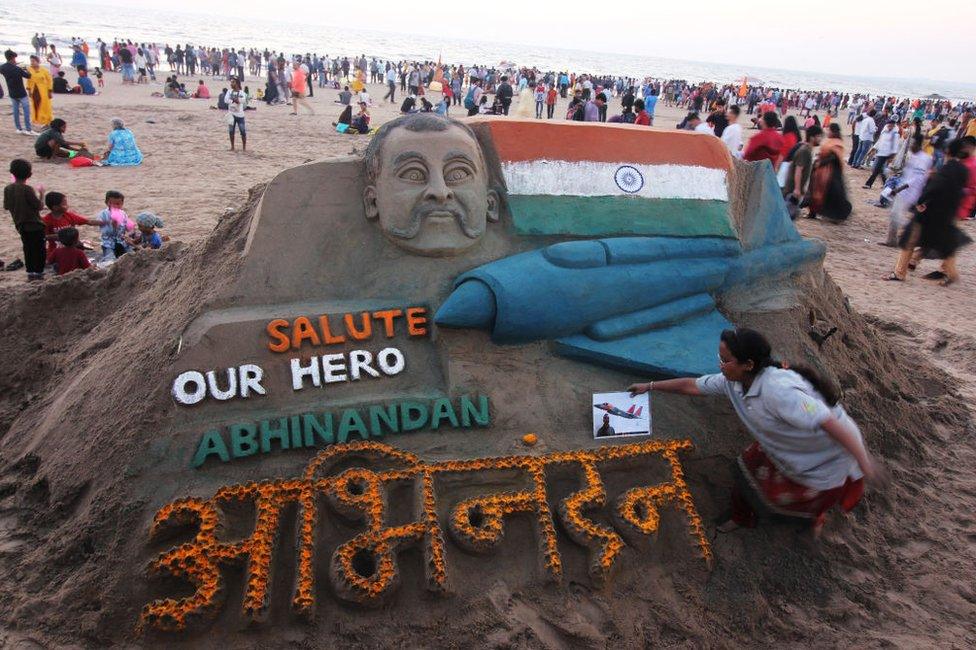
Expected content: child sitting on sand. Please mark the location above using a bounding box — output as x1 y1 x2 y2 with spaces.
193 79 210 99
46 227 91 275
95 190 134 262
127 212 168 249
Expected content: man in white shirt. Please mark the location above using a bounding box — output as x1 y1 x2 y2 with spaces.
851 110 878 168
721 105 743 157
803 96 816 117
864 119 901 188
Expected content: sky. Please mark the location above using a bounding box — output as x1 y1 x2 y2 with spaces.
79 0 976 83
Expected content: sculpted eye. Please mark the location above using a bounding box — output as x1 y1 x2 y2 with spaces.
398 167 427 183
445 166 473 183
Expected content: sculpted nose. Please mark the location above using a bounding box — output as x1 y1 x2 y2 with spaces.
425 175 454 202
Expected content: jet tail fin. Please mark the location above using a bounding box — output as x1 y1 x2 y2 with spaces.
635 406 643 417
627 404 636 415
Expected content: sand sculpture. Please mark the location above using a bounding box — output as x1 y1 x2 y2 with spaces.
7 116 961 646
129 115 825 632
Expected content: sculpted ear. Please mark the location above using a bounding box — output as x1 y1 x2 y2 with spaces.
363 185 379 220
486 188 500 223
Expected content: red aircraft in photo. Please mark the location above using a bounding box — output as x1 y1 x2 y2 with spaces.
594 402 643 420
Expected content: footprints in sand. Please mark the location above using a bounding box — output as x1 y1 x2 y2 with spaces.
484 582 612 649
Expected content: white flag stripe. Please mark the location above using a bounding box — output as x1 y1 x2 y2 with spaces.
501 161 728 201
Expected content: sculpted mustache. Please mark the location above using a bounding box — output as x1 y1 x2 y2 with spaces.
386 204 484 240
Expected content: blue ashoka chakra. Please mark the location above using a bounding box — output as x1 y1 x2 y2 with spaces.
614 165 644 194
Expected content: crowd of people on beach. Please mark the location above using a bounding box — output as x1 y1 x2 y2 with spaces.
2 32 973 285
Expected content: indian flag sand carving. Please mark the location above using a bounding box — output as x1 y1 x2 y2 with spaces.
482 120 737 238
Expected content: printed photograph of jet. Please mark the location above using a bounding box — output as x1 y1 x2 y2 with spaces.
594 403 644 420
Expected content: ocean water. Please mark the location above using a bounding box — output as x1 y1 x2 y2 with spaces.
2 0 974 101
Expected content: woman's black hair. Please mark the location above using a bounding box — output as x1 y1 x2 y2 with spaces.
720 328 840 405
782 115 801 140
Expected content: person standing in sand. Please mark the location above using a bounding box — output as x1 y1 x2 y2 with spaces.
225 77 248 151
1 49 35 135
629 328 879 535
721 105 743 157
47 44 62 77
25 55 53 128
807 123 851 222
289 61 314 115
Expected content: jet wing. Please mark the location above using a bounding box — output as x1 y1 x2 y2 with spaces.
555 308 732 378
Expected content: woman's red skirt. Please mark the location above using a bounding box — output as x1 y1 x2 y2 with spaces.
732 442 864 528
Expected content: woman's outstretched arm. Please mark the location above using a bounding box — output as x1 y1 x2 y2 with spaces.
628 378 702 396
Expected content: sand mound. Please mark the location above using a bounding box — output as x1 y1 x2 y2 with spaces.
0 179 973 648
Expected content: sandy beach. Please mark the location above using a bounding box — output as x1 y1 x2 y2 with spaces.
2 75 973 393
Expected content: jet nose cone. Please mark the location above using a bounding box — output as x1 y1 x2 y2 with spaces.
434 280 496 331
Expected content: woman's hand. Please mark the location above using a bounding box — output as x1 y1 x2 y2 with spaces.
628 382 650 396
860 452 889 486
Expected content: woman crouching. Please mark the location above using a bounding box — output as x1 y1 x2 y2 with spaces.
629 327 879 535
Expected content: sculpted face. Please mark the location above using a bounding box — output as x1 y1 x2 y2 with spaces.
364 124 499 257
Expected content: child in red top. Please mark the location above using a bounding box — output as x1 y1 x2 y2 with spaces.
545 86 558 119
42 191 99 255
46 227 91 275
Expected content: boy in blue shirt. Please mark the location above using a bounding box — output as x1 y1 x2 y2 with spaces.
130 212 167 249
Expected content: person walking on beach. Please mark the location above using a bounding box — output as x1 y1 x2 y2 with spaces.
118 44 134 84
495 75 513 115
884 138 972 286
808 123 851 222
851 109 877 168
628 328 878 535
384 64 397 104
864 119 900 189
225 77 248 151
2 50 37 135
290 61 314 115
883 134 931 246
